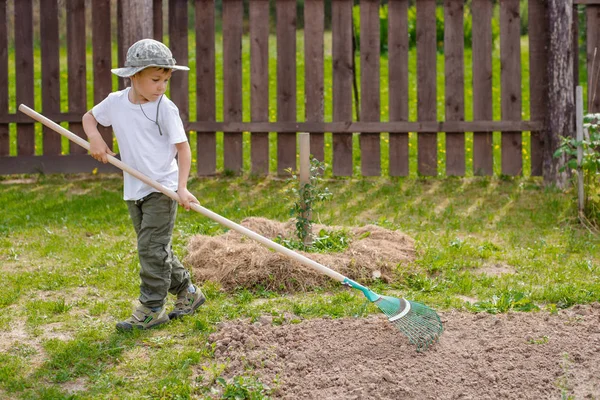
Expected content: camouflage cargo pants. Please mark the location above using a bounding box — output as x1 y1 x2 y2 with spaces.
127 192 191 309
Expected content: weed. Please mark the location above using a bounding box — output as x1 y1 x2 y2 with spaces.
526 335 549 345
472 290 539 314
216 375 271 400
274 228 351 253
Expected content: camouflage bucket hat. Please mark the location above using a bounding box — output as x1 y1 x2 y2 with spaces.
111 38 189 78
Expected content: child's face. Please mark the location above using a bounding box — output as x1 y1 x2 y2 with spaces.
130 67 173 103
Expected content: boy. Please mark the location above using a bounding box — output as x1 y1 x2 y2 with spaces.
82 39 205 331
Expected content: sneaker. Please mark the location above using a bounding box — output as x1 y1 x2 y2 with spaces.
116 305 170 332
169 285 206 320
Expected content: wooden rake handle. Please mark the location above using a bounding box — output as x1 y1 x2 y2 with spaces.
18 104 346 283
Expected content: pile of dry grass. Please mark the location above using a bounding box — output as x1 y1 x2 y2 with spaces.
184 217 415 292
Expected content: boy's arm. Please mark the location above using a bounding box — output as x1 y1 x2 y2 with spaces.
175 141 199 210
82 111 116 163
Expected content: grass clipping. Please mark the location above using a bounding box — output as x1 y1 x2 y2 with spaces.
184 217 415 292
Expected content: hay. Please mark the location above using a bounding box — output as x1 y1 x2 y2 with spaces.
184 217 415 292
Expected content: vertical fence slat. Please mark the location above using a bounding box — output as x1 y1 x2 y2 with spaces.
444 0 465 176
0 0 9 156
15 0 34 156
472 0 493 175
92 0 113 150
276 0 297 175
222 0 243 173
388 0 409 177
153 0 163 41
196 0 216 176
304 0 325 162
169 0 189 126
417 0 437 176
360 0 380 176
332 0 353 176
250 0 270 175
41 0 61 155
528 0 548 176
117 1 125 90
67 0 87 155
588 5 600 112
500 0 522 175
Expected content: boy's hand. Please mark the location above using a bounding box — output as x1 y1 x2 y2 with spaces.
90 136 116 164
177 188 199 211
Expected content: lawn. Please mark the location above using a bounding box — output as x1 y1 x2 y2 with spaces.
0 173 599 398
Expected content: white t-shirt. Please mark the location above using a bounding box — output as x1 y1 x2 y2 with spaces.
92 87 188 201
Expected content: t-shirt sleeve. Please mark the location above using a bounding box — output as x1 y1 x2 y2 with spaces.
91 94 114 127
160 99 188 145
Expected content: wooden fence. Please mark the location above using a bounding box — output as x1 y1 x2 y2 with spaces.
1 0 599 177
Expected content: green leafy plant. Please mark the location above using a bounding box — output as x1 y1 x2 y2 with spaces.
472 290 539 314
554 113 600 225
216 376 271 400
274 228 351 253
285 157 332 248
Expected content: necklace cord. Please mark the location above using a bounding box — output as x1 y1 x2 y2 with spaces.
137 93 164 136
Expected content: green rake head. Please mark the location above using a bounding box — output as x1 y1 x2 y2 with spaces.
343 278 443 351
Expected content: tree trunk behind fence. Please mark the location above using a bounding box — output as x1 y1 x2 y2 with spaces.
121 0 154 56
545 0 574 189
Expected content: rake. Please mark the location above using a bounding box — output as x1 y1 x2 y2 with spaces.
19 104 443 351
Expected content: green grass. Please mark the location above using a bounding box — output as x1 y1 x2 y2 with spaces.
0 173 599 398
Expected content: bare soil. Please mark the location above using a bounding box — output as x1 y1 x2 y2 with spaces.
205 304 600 399
187 218 600 398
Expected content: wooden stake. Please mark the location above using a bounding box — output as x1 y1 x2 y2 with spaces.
299 132 312 245
576 86 585 213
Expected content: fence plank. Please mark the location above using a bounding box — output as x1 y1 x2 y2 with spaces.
67 0 87 155
417 0 437 176
0 155 119 174
153 0 163 40
169 0 189 125
187 120 542 134
92 0 113 150
250 0 270 175
277 0 297 175
500 0 522 175
117 1 125 90
588 5 600 112
360 0 381 176
0 0 9 156
15 0 34 155
304 0 325 162
444 0 465 176
528 0 548 176
195 0 216 176
388 0 409 176
472 0 493 175
332 0 353 176
40 0 61 155
222 0 243 173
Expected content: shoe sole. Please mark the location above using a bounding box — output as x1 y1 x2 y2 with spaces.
168 296 206 320
116 317 170 332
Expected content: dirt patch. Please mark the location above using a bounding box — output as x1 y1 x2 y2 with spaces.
476 262 517 277
204 304 600 399
185 218 415 292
